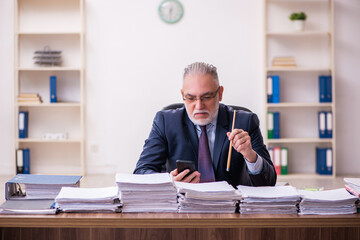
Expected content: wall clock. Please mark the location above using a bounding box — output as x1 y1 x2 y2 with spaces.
158 0 184 24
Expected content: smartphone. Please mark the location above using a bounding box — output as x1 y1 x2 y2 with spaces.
176 160 196 178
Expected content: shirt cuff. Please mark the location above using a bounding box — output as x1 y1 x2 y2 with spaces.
245 154 263 175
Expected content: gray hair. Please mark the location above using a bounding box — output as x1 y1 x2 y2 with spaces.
183 62 219 84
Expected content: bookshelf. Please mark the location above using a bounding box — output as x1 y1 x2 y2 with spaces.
264 0 335 179
14 0 85 175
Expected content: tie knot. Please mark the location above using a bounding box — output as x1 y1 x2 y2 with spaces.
200 125 207 132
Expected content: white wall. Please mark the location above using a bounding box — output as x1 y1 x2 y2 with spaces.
0 0 359 176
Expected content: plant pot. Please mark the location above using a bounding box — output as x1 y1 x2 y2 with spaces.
293 20 305 31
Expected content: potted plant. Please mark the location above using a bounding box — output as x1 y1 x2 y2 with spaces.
289 12 307 31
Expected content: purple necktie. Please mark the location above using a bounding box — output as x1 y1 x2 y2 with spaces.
198 125 215 183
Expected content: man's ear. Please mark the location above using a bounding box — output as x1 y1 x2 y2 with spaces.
218 86 224 101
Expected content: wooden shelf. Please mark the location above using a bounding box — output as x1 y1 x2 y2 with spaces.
278 173 335 180
267 138 333 144
18 138 82 143
267 102 333 108
266 31 331 36
17 67 82 72
14 0 86 175
18 32 81 36
17 103 81 107
266 67 331 72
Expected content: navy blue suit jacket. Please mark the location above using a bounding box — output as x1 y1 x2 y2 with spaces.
134 104 276 187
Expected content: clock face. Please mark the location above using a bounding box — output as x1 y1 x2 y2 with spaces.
158 0 184 24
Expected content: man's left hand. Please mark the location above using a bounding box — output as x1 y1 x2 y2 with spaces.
227 129 257 163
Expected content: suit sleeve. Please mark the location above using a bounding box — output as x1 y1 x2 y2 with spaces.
133 112 168 174
247 113 277 186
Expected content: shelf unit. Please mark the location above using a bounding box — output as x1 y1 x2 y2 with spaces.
14 0 85 175
264 0 335 179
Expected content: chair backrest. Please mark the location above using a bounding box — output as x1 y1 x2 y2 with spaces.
162 103 252 112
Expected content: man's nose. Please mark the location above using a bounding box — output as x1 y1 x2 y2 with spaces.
195 99 204 109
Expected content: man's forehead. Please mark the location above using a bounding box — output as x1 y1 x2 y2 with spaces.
183 73 217 88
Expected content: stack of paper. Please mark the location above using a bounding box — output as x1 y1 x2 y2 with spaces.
237 185 300 214
298 188 358 215
6 174 82 200
272 56 296 68
17 93 42 104
344 178 360 197
175 181 241 213
55 186 121 213
0 200 56 215
33 47 62 66
116 173 178 212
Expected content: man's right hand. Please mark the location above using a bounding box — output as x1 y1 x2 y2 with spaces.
170 168 200 183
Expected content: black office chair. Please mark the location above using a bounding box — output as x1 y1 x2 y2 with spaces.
162 103 252 112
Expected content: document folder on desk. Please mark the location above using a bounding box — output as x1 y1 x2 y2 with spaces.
5 174 82 200
0 199 57 215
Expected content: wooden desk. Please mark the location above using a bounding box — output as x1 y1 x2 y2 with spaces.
1 213 360 240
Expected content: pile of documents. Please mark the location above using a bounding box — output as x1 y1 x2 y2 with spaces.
272 56 296 68
175 181 241 213
0 200 56 215
298 188 358 215
5 174 82 200
17 93 42 104
0 174 81 215
33 46 62 66
116 173 178 212
344 178 360 198
237 185 300 214
55 186 121 213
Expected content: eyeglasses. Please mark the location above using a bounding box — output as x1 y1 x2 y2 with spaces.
182 87 220 103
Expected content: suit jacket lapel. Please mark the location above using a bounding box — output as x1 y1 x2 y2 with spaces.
213 105 229 171
183 112 199 164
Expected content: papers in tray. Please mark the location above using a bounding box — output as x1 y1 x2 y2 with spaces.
175 181 241 213
55 186 121 213
237 185 300 214
0 200 56 215
116 173 178 213
298 188 358 215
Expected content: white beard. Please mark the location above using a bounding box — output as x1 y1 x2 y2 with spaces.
186 101 219 126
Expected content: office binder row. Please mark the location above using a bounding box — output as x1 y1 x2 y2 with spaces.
319 75 332 103
267 75 280 103
267 112 280 139
268 147 288 175
316 147 333 175
318 111 333 138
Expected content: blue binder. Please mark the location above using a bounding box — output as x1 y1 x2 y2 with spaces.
23 148 30 174
316 147 327 175
318 111 326 138
272 75 280 103
267 76 273 103
326 76 332 102
326 148 333 175
50 75 57 103
18 111 28 138
326 111 333 138
267 112 274 139
318 75 327 103
273 112 280 139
